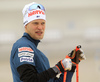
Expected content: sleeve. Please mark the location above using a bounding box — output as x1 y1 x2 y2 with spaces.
17 64 57 82
17 64 74 82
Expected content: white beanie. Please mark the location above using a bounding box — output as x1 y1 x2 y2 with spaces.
22 2 46 27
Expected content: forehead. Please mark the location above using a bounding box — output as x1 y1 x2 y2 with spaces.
31 19 46 22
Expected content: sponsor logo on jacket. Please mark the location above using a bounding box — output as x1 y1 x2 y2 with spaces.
20 57 33 62
18 47 34 52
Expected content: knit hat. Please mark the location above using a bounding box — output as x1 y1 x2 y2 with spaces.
22 2 46 27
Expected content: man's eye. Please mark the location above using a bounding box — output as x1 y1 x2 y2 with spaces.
42 22 45 25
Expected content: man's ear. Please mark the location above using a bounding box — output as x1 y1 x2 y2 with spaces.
25 24 27 29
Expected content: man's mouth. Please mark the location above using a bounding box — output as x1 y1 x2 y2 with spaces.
35 31 43 35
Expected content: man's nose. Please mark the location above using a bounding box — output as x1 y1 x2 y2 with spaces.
37 25 43 29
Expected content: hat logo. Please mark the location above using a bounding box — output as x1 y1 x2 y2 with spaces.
28 10 45 17
36 15 40 18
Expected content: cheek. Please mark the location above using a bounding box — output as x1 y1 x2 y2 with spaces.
43 26 46 30
30 26 37 30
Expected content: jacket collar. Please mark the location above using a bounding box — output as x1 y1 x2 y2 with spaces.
22 32 40 47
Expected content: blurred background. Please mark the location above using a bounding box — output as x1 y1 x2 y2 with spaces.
0 0 100 82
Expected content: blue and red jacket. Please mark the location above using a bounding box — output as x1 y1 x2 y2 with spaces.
10 32 74 82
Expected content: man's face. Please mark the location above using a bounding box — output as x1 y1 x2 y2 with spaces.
25 19 46 40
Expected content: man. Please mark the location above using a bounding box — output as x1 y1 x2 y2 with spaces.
10 2 86 82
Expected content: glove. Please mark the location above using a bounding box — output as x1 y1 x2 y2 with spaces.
67 48 86 72
52 58 72 74
68 49 86 64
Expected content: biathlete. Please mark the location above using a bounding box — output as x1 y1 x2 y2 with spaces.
10 2 86 82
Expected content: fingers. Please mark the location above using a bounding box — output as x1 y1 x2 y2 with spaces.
68 49 76 58
79 49 86 60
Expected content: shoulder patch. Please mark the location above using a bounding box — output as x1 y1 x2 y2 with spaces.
18 47 34 52
20 57 34 62
18 52 34 57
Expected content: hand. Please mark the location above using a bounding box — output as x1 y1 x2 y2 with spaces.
68 49 86 64
62 58 72 71
78 49 86 60
54 58 72 73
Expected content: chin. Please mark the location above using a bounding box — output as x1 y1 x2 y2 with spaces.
39 37 43 40
36 37 43 40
